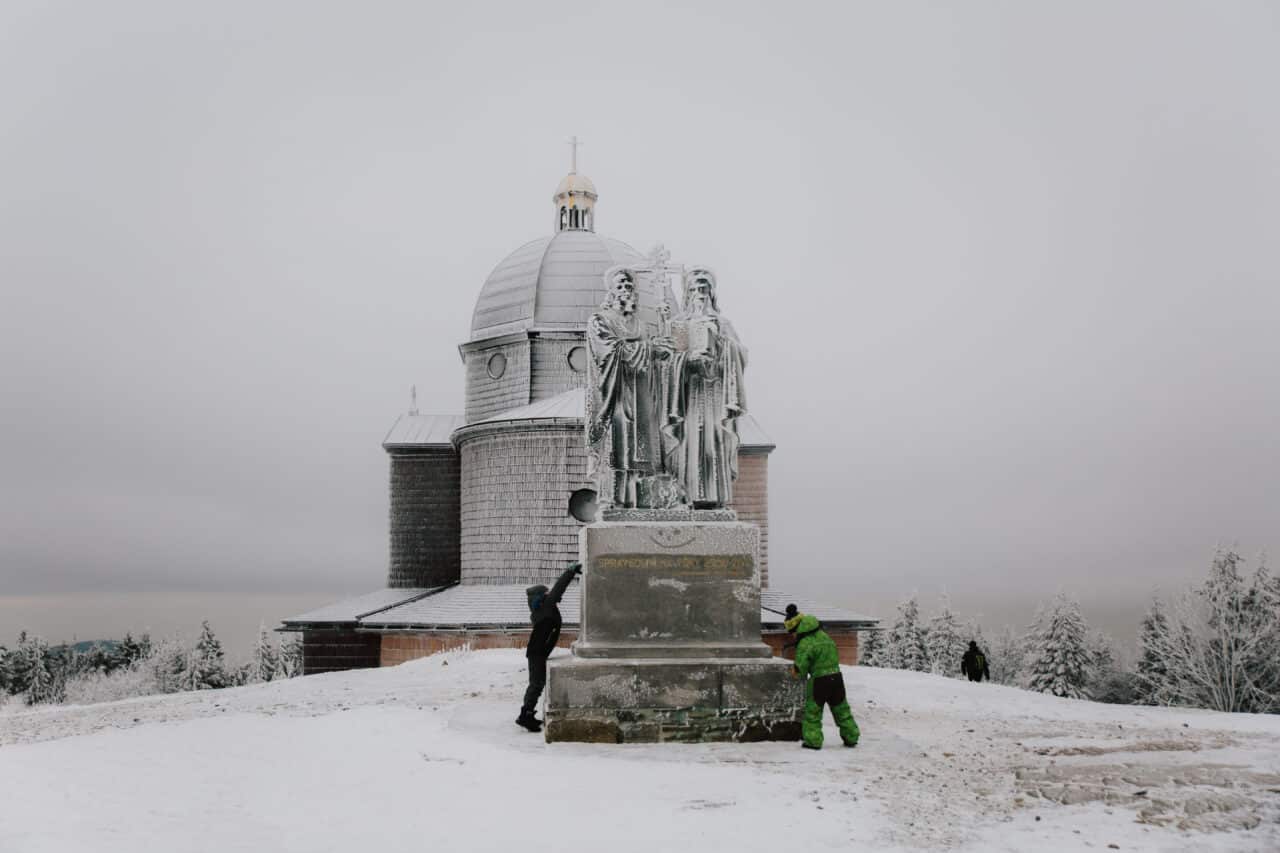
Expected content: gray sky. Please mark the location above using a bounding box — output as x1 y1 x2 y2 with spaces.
2 1 1277 652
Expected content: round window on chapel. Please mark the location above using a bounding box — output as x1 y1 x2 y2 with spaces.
567 345 588 373
486 352 507 379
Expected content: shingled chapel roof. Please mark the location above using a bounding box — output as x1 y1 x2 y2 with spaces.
469 230 642 341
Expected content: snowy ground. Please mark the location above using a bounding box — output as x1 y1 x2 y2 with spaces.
2 650 1278 853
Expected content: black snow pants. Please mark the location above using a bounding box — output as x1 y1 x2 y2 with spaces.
522 656 548 715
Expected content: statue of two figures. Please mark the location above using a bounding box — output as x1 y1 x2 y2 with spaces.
585 259 747 512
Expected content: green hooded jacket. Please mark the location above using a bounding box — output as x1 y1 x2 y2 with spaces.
786 613 841 680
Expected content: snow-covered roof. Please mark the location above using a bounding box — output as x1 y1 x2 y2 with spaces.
760 591 877 627
361 582 581 628
469 388 774 450
471 231 642 340
282 588 443 626
287 585 876 630
383 414 465 448
736 413 774 451
474 388 584 425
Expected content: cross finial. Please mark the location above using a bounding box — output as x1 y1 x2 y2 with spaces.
409 384 419 416
568 135 581 174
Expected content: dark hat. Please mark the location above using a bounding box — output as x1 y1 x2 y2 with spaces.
784 603 798 619
526 584 549 612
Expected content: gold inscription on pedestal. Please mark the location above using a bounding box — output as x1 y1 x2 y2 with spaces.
594 553 753 579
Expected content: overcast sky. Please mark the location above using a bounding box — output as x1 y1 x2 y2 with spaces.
1 1 1277 651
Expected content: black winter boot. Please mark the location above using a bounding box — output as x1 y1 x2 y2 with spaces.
515 711 542 732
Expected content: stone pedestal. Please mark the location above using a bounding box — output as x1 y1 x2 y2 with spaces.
545 520 802 743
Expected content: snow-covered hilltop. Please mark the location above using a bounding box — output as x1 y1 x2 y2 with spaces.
2 649 1278 852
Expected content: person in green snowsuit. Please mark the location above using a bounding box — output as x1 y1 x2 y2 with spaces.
786 613 860 750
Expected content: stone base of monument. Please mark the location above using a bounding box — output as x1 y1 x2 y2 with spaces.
544 658 801 743
544 519 803 744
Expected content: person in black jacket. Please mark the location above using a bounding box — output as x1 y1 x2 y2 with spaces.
961 640 990 683
516 561 582 732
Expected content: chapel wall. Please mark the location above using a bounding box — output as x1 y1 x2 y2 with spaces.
387 448 461 588
730 451 770 587
458 425 588 585
529 336 588 401
464 339 531 422
763 628 859 666
380 630 579 667
300 629 382 675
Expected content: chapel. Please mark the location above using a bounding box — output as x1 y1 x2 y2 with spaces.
282 150 874 670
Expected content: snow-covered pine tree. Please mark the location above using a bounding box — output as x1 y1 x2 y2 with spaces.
1025 593 1091 699
149 637 193 693
0 643 10 694
278 634 303 678
1086 630 1116 675
858 629 885 666
1136 596 1171 704
252 624 278 683
887 596 930 672
986 625 1025 686
925 597 968 677
190 621 228 690
1083 629 1136 704
25 638 55 705
117 633 143 668
8 632 34 696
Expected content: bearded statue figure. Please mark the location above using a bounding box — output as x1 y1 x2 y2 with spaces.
665 267 747 508
585 265 676 509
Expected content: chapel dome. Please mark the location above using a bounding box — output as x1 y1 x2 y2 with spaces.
469 229 642 341
553 172 597 200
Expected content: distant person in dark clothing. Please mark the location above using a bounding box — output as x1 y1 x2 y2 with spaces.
516 561 581 732
961 640 990 683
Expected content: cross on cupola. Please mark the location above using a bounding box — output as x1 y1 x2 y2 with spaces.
552 135 598 233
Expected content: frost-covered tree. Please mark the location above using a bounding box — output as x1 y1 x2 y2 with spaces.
1135 596 1171 704
117 633 144 668
251 625 278 683
6 632 33 696
155 640 193 693
0 643 11 694
25 638 56 705
1143 549 1280 712
983 625 1024 686
926 597 968 677
278 634 304 678
1086 630 1117 678
1025 593 1091 699
887 596 930 672
1083 629 1137 704
190 621 228 690
858 629 886 667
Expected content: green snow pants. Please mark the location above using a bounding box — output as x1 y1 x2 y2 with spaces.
803 672 860 748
